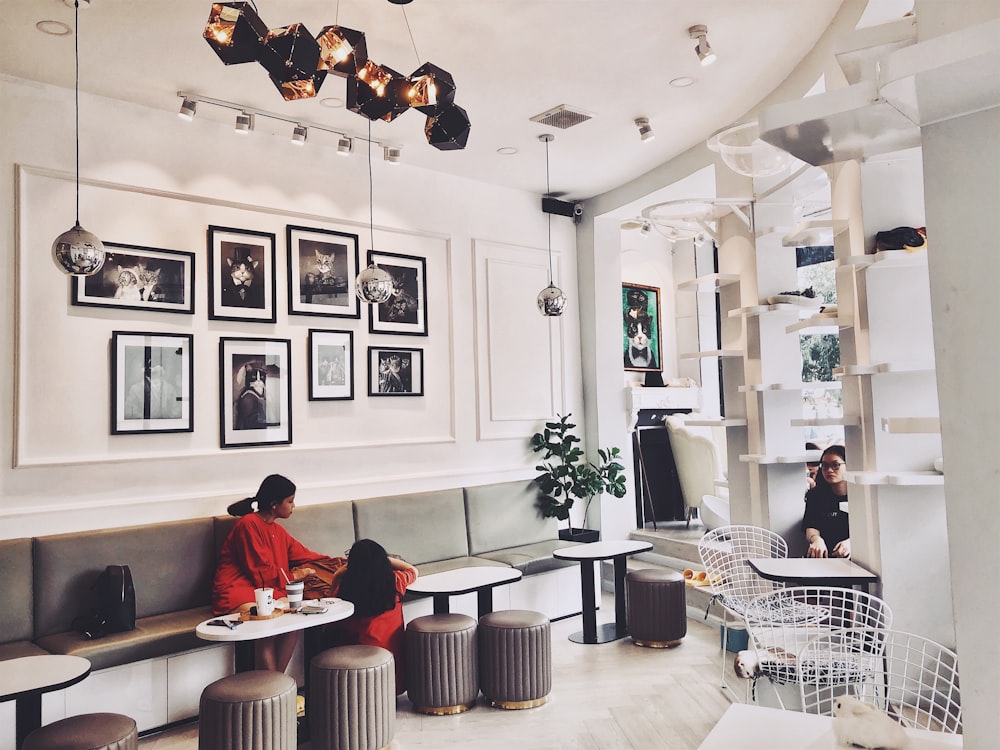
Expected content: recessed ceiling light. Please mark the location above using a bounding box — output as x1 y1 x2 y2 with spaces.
496 146 518 155
36 20 71 35
669 76 696 88
320 97 344 108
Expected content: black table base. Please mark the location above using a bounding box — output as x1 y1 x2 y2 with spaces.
568 622 627 645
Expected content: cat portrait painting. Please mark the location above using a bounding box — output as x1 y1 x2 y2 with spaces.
208 226 276 323
622 283 662 373
287 225 360 320
73 242 194 314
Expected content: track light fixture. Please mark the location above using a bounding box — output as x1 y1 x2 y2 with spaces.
235 111 253 133
291 124 308 144
639 221 652 236
383 146 401 164
689 25 716 67
635 117 655 142
337 136 353 155
178 97 197 121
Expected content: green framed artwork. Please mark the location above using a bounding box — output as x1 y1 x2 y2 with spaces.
622 283 662 372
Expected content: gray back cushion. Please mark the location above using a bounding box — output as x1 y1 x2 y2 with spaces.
33 519 215 638
0 538 34 642
353 489 468 564
281 502 356 558
465 480 557 554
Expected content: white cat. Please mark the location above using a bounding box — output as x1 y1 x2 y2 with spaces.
832 695 910 749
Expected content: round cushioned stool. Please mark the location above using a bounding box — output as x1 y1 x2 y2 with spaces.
198 670 297 750
478 609 551 709
626 568 687 648
405 613 478 715
310 645 395 750
23 713 137 750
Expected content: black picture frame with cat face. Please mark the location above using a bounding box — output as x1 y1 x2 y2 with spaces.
208 226 277 323
367 250 428 336
219 337 292 448
622 282 663 373
111 331 194 434
287 225 361 319
72 242 195 314
368 346 424 397
308 329 354 401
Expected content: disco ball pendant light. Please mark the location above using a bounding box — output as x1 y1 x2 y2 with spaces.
52 0 105 276
355 121 393 304
536 134 567 317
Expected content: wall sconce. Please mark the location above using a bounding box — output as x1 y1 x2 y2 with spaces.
689 25 717 67
178 97 197 121
635 117 655 142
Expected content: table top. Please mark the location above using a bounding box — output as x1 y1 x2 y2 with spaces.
747 557 879 585
0 654 92 702
553 539 653 561
698 703 962 749
196 599 354 642
407 566 522 596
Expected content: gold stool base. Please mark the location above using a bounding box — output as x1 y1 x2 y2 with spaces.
413 700 476 715
489 696 547 710
632 637 683 649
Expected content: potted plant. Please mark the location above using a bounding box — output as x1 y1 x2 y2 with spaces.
530 413 627 542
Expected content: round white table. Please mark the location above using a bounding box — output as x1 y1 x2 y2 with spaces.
0 654 92 749
407 566 523 618
553 540 652 644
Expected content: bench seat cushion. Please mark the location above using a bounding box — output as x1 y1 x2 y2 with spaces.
0 640 49 661
35 606 213 671
474 541 578 575
414 556 504 577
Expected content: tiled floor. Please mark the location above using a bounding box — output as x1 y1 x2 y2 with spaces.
138 592 740 750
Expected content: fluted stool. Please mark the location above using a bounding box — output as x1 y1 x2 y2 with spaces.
478 609 551 709
405 613 478 715
626 568 687 648
23 713 137 750
310 645 395 750
199 670 297 750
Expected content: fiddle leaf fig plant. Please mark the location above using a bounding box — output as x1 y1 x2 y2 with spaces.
530 413 627 529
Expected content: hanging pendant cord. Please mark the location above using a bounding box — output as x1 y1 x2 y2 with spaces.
334 0 340 25
545 137 553 284
73 0 81 225
368 117 375 254
402 8 421 67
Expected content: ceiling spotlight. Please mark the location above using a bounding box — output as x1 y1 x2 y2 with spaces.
235 111 254 134
639 221 652 236
178 97 197 121
635 117 655 142
337 136 353 155
689 25 716 67
291 124 308 144
383 146 401 164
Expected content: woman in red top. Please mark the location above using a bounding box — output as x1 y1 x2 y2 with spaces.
325 539 418 693
212 474 324 673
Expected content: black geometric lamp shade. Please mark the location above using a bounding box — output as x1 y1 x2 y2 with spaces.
260 23 325 100
408 63 455 115
316 25 368 78
203 2 267 65
424 102 471 150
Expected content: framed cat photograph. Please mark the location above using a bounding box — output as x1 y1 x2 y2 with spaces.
367 250 428 336
207 225 277 323
111 331 194 434
72 242 195 314
287 225 361 319
308 329 354 401
622 282 662 373
368 346 424 397
219 337 292 448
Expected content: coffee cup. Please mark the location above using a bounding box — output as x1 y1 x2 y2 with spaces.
254 587 274 616
286 580 304 611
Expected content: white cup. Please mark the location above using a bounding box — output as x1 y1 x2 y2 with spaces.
286 581 304 611
254 587 274 616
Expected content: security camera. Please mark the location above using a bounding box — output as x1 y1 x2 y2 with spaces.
573 203 584 224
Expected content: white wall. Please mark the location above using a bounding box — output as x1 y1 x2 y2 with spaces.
0 78 584 538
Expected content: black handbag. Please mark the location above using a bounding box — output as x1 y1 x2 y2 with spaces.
74 564 136 639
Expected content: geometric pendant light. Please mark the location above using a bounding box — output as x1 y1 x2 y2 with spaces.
52 0 105 276
536 134 567 317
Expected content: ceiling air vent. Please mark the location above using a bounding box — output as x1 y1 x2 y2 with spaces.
529 104 594 129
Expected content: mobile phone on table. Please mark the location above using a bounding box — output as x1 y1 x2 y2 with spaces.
299 604 328 615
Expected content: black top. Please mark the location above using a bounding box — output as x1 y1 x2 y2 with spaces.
802 481 850 549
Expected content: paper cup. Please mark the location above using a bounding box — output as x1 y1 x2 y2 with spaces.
286 581 304 611
254 587 274 616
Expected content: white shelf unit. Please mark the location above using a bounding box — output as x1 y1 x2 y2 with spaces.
781 219 848 247
675 273 741 292
679 349 743 360
791 416 861 427
785 314 845 334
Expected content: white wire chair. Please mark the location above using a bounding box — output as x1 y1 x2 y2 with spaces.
698 525 789 690
799 628 961 734
742 586 894 709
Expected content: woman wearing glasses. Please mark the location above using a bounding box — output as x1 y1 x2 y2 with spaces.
802 445 851 558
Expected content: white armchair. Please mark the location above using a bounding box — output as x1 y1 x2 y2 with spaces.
664 415 728 527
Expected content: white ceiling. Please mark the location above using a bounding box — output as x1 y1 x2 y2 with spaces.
2 0 859 200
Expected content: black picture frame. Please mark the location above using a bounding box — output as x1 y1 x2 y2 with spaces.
110 331 194 434
622 282 663 373
207 225 277 323
367 346 424 397
73 242 195 314
287 225 361 319
219 337 292 448
308 329 354 401
367 250 428 336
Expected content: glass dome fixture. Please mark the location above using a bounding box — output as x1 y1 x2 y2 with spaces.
707 121 791 179
536 134 567 317
356 121 393 304
52 0 105 276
